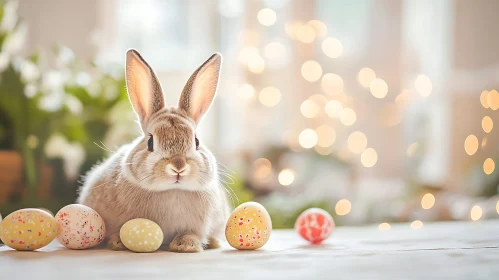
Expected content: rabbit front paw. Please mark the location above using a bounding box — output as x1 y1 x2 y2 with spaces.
169 234 203 253
107 233 127 251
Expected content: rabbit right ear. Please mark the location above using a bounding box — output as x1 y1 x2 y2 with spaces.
125 49 165 128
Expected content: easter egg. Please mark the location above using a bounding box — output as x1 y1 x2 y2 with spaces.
55 204 106 249
120 218 164 253
0 208 57 250
295 208 335 244
225 202 272 250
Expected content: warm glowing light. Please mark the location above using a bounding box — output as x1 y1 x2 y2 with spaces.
300 99 320 118
464 134 479 156
296 25 316 43
325 100 343 118
378 223 391 230
257 8 276 26
340 108 356 126
238 46 260 65
347 131 367 154
321 73 344 95
411 220 423 229
278 169 295 186
496 200 499 215
380 104 401 127
370 78 388 98
309 94 328 106
315 125 336 147
487 89 499 110
484 158 495 175
237 84 255 100
322 37 343 58
264 42 285 61
361 148 377 167
301 60 322 82
253 158 272 182
482 137 488 149
470 205 482 221
259 87 281 107
307 20 327 37
482 116 493 133
421 193 435 210
299 129 318 149
335 199 351 216
415 75 432 97
480 90 490 109
314 145 334 155
406 142 419 158
248 55 265 73
395 89 412 108
285 21 303 40
358 67 376 88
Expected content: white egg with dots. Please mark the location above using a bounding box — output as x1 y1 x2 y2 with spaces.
120 218 164 253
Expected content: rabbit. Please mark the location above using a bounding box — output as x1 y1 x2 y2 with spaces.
77 49 231 252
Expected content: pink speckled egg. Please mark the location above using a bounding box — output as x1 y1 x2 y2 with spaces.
225 202 272 250
55 204 106 249
295 208 335 244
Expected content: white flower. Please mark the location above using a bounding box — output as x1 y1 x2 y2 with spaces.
2 22 27 55
0 52 10 72
38 90 64 112
56 45 75 66
44 134 68 158
75 72 91 87
42 71 65 91
0 0 19 32
62 142 85 180
20 60 40 82
65 94 83 115
24 83 37 98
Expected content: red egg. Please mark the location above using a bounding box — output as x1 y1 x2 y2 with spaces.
294 208 335 244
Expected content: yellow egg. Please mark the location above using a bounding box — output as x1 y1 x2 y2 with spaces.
0 208 57 250
225 202 272 250
120 218 164 253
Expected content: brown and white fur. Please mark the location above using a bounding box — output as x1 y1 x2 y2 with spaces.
78 49 230 252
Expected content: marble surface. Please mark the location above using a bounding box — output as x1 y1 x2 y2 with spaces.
1 221 498 280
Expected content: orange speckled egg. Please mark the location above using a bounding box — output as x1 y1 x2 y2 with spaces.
225 202 272 250
0 208 58 250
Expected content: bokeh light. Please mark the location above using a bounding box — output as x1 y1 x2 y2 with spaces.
278 169 295 186
314 145 334 156
411 220 423 229
361 148 378 167
257 8 276 26
300 99 320 118
340 108 357 126
480 90 490 108
464 134 478 156
248 55 265 73
259 86 281 107
482 116 493 133
307 20 327 37
483 158 495 175
421 193 435 210
406 142 419 157
322 37 343 58
378 223 391 230
299 129 318 149
325 100 343 118
347 131 367 154
395 89 412 109
496 201 499 215
487 89 499 110
335 199 351 216
296 25 316 43
301 60 322 82
470 205 482 221
238 46 260 65
380 104 402 127
482 137 488 149
414 74 432 97
264 42 285 61
370 78 388 98
321 73 344 95
253 158 272 183
315 125 336 147
237 84 255 100
358 67 376 88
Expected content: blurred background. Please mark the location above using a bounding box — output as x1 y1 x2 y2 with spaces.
0 0 498 229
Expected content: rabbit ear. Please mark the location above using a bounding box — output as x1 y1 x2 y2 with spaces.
126 49 165 127
178 53 222 124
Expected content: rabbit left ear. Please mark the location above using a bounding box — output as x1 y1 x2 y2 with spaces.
178 53 222 124
126 49 165 128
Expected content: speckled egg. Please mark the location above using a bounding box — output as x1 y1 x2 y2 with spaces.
295 208 335 244
120 218 164 253
55 204 106 249
225 202 272 250
0 208 57 250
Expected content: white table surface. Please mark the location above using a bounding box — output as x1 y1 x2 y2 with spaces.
1 221 498 280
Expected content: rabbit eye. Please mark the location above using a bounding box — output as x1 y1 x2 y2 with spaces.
147 135 154 152
195 136 199 150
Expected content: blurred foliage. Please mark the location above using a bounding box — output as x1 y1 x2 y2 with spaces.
267 201 335 229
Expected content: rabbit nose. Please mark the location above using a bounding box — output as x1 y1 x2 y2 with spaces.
166 156 188 175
